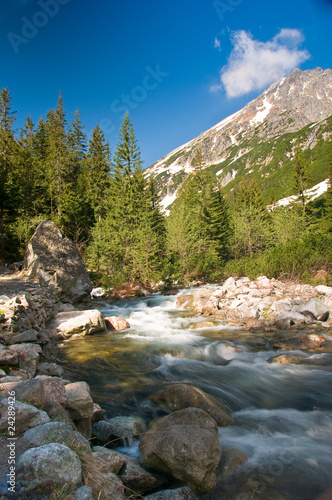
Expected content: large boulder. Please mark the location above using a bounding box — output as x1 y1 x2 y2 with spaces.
144 487 198 499
65 381 94 420
24 220 93 302
17 443 82 495
139 407 222 494
48 310 106 337
150 384 234 426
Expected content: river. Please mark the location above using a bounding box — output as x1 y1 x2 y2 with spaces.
56 290 332 500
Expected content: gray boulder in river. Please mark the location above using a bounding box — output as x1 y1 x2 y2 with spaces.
139 407 222 494
24 220 93 302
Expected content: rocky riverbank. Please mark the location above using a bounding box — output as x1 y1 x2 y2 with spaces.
1 270 332 499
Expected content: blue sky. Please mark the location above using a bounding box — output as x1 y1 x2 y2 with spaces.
1 0 331 167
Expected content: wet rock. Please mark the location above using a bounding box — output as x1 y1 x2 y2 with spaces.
23 421 91 455
36 375 68 405
0 398 50 434
92 446 125 474
176 294 194 309
92 420 119 446
272 331 326 350
104 316 130 331
269 354 307 364
150 383 234 426
17 443 82 495
139 407 222 494
116 451 166 494
65 381 94 420
24 220 93 302
217 447 248 480
144 487 198 499
91 402 104 423
48 310 106 337
107 415 147 440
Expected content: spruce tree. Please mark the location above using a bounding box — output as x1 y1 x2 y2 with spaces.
293 147 308 206
85 124 111 221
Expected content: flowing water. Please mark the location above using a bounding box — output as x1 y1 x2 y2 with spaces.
56 290 332 500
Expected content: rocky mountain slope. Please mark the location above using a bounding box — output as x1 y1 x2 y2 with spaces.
145 67 332 210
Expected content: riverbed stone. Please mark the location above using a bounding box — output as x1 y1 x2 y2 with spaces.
48 310 106 337
65 381 94 420
272 331 326 350
36 375 68 405
139 407 222 494
24 220 93 302
176 294 194 309
98 473 126 500
149 384 234 426
1 378 45 409
44 399 75 428
17 443 82 495
0 398 50 434
116 451 166 494
70 486 94 500
107 415 147 440
104 316 130 331
297 298 330 321
144 487 198 499
92 420 118 446
92 446 125 474
23 421 91 455
0 350 18 366
8 343 42 376
269 354 307 365
37 361 64 377
8 329 38 345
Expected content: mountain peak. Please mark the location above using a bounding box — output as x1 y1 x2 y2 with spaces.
146 68 332 211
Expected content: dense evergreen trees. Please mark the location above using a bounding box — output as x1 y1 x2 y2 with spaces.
0 87 330 283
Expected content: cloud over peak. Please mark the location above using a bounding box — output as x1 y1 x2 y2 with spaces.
218 29 310 98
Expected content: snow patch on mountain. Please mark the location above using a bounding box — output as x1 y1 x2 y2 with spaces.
269 179 330 209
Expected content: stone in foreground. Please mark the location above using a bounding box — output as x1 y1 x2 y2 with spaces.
17 443 82 495
24 220 93 302
139 407 222 494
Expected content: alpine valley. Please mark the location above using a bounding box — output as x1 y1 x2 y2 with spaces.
146 67 332 210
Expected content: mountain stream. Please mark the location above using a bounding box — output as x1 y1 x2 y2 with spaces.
56 290 332 500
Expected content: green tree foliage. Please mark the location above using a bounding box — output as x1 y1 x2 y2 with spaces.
84 124 111 222
0 88 19 262
167 148 230 278
232 180 270 258
324 145 332 233
293 147 308 205
87 113 166 283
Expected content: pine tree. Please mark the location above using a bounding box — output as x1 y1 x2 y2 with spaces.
45 91 70 218
293 147 308 206
68 109 87 183
85 124 111 221
233 180 270 257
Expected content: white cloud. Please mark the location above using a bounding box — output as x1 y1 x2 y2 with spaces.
218 29 310 98
214 36 221 51
210 83 223 93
